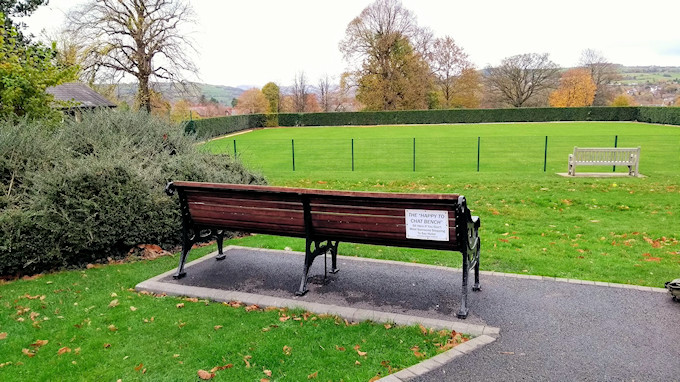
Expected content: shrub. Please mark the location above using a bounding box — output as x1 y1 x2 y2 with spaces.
0 109 265 276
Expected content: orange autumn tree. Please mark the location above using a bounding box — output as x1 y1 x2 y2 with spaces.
549 68 596 107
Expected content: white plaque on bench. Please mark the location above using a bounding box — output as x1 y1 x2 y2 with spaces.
405 209 449 241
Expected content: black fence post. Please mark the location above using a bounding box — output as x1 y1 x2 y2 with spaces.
477 137 480 172
351 139 354 171
292 139 295 171
233 139 237 157
613 135 618 172
544 136 548 172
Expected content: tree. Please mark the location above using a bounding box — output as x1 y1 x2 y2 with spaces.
318 75 336 112
579 49 620 106
305 93 322 113
234 88 267 115
339 0 433 111
1 0 47 44
0 13 76 120
485 53 560 107
262 82 280 113
66 0 197 112
429 36 479 108
355 36 431 110
549 68 596 107
610 93 635 107
292 72 308 112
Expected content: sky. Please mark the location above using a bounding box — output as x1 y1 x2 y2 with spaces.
21 0 680 88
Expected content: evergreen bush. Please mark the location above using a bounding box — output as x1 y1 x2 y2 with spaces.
0 110 264 276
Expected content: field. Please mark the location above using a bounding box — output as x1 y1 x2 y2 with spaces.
203 122 680 287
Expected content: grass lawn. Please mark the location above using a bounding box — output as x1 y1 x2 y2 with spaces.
203 122 680 287
0 245 466 381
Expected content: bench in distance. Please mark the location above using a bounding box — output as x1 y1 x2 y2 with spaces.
568 146 640 176
165 181 481 319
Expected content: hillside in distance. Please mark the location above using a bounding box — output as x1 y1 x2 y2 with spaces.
112 82 244 105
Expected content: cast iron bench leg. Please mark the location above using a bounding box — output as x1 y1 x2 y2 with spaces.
215 230 226 260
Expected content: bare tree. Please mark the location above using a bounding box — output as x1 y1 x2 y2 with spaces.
485 53 560 107
318 75 337 112
579 49 621 106
66 0 197 112
429 36 477 108
292 72 308 113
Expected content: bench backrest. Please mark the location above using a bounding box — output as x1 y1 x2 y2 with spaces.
171 182 466 251
572 147 640 164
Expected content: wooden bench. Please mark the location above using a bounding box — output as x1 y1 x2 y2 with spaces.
165 181 481 319
568 147 640 176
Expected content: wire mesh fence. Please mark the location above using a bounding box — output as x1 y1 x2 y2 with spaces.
211 135 680 175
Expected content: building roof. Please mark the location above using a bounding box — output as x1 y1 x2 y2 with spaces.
46 83 117 108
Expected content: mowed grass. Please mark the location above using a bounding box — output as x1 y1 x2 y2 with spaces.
202 121 680 175
203 122 680 287
0 245 466 381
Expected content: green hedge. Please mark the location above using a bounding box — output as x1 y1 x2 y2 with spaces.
185 114 266 139
637 107 680 126
189 107 677 141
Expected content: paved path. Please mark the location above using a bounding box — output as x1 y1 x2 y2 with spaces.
149 247 680 381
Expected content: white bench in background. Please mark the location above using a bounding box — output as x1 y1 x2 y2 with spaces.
568 147 640 176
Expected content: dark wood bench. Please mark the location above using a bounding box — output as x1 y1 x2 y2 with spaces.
165 181 481 319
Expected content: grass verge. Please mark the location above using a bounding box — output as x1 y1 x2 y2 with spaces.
0 246 468 381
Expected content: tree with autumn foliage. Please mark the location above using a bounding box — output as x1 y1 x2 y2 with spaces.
429 36 480 108
340 0 434 111
235 88 267 114
610 94 635 107
579 49 620 106
549 68 597 107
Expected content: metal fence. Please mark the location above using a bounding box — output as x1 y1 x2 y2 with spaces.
211 135 680 175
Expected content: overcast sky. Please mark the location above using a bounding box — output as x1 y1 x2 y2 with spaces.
21 0 680 88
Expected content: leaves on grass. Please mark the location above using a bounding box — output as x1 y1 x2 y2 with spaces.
134 363 144 371
335 345 345 351
283 345 292 356
0 332 7 340
197 370 215 380
184 297 199 303
308 371 318 379
129 306 137 311
176 303 185 309
103 343 111 348
224 301 242 308
383 323 392 330
353 345 367 357
210 364 233 372
410 345 425 358
642 253 661 262
369 376 381 382
263 369 272 377
245 304 260 312
243 355 252 368
108 299 119 308
30 339 48 348
214 325 223 331
108 325 118 332
57 347 71 355
355 360 361 365
418 324 427 335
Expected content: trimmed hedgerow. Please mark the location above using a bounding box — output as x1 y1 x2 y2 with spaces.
637 106 680 126
186 114 266 139
0 110 264 276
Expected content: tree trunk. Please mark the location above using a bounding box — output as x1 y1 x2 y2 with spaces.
138 74 151 113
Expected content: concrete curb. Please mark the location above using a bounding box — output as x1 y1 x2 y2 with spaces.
135 247 500 381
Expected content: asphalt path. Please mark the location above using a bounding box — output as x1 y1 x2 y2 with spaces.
161 247 680 381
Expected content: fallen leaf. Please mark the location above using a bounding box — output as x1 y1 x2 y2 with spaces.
355 360 361 365
335 345 345 351
243 355 252 368
108 299 119 308
418 324 427 335
134 363 144 371
22 348 35 357
283 345 292 355
197 369 215 380
103 343 111 348
279 315 290 322
357 350 367 356
184 297 199 303
214 325 223 331
383 324 392 330
263 369 272 377
31 339 48 348
308 371 318 379
129 306 137 311
176 303 185 309
74 348 81 355
108 325 118 332
57 347 71 355
260 379 270 382
210 364 233 372
245 305 259 312
0 332 7 340
369 376 381 382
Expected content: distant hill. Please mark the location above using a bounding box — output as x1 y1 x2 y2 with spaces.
110 82 244 105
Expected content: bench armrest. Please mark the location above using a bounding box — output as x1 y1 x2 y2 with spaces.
165 182 176 196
